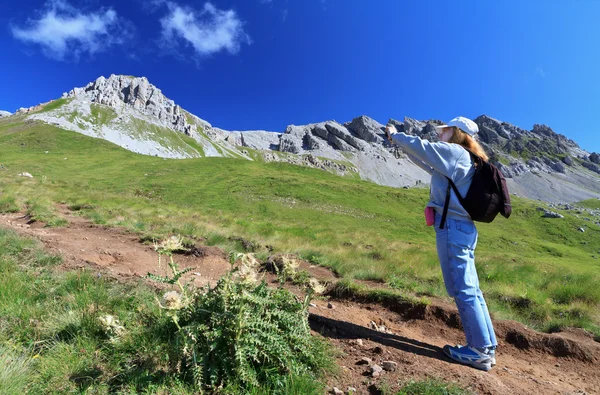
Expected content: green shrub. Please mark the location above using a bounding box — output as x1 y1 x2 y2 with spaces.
173 273 329 392
147 245 331 392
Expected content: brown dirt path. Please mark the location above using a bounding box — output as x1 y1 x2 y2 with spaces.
1 210 598 395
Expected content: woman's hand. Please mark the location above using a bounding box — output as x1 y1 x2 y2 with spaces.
385 125 396 144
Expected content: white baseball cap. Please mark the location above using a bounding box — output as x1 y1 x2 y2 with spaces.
435 116 479 136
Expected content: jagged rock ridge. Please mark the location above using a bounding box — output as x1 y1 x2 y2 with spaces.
63 75 211 135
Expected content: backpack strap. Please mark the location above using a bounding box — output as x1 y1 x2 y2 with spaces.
439 147 478 229
440 177 466 229
440 181 451 230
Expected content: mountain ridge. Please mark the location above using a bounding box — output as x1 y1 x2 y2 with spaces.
8 74 600 203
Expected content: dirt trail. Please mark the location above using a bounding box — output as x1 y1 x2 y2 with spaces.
1 209 598 395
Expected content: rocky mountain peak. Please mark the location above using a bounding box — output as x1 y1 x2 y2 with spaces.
63 74 211 135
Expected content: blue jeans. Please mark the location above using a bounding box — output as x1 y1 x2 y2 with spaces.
434 212 497 349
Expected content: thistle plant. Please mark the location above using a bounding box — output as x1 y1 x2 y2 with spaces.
268 254 326 294
98 314 125 342
229 252 262 285
148 235 194 295
147 242 331 392
147 235 195 329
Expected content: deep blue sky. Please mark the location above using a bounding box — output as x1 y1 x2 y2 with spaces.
2 0 599 152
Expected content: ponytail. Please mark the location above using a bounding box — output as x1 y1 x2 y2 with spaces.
447 127 489 162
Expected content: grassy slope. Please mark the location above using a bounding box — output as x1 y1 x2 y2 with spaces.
0 118 599 336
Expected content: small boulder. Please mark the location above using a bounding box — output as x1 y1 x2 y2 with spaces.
370 364 383 377
18 172 33 178
331 387 344 395
551 161 566 173
357 357 372 365
562 155 574 166
542 211 564 219
382 361 398 372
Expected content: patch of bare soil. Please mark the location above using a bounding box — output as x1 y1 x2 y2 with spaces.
1 210 598 395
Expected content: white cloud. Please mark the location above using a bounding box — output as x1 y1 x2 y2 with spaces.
11 0 129 60
160 2 250 57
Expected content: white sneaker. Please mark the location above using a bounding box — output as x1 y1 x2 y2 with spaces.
489 348 496 366
443 344 493 371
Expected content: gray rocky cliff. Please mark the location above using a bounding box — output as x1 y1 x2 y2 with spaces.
63 75 211 136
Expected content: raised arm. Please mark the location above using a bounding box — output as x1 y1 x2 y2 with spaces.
385 125 464 178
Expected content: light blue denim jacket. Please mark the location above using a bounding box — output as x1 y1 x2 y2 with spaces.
391 132 475 221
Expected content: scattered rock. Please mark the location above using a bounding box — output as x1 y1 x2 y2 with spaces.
372 346 384 354
331 387 344 395
327 302 336 309
309 303 318 308
542 211 564 219
562 155 574 166
347 387 357 394
382 361 398 372
357 357 372 365
370 364 383 377
369 320 392 334
578 228 585 233
582 161 600 174
18 172 33 178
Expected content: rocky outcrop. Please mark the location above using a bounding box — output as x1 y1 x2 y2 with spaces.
0 110 11 118
345 115 384 143
589 153 600 164
63 75 211 136
279 125 307 154
583 162 600 174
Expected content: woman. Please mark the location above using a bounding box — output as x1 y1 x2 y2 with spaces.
385 116 497 371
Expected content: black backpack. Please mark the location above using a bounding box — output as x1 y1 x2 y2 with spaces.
440 149 512 229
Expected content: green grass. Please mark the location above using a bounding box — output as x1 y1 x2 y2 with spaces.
39 98 70 113
25 197 68 227
579 198 600 210
90 103 118 125
0 119 599 337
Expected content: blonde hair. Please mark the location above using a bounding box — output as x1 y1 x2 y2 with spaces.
446 127 489 162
